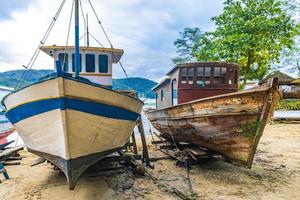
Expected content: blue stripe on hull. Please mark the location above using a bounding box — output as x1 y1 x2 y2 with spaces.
6 98 140 124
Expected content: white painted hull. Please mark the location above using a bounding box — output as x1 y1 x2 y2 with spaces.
3 76 143 188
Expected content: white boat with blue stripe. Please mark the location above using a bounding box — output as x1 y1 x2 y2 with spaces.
1 0 143 190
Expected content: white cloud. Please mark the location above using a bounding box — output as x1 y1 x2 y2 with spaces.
0 0 223 81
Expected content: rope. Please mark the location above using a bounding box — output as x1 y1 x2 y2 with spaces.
87 0 113 48
89 33 104 47
87 0 134 92
15 0 66 89
62 0 75 71
119 62 129 78
79 0 87 44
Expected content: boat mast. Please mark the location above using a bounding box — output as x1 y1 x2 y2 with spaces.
74 0 80 78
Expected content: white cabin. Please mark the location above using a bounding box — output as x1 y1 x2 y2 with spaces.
40 46 124 87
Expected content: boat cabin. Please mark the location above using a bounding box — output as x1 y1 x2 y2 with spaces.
40 46 124 88
153 62 239 109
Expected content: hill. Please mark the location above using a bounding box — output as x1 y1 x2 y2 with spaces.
0 70 157 98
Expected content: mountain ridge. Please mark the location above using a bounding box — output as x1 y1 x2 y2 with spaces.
0 69 157 98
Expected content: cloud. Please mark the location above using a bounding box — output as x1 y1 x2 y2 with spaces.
0 0 35 20
0 0 224 81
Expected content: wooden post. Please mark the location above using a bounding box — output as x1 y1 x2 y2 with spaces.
0 163 9 179
137 117 152 167
131 131 138 155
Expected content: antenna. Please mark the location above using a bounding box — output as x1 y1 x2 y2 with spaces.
86 14 90 47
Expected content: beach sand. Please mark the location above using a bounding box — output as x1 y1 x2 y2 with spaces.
0 123 300 200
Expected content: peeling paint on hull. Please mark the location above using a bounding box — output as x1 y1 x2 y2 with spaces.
146 78 280 168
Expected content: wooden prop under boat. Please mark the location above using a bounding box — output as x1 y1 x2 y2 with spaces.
1 0 144 190
146 77 280 168
2 73 143 189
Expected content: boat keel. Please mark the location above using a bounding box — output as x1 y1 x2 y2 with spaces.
28 147 123 190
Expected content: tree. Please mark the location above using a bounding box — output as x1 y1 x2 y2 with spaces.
175 0 299 87
172 28 203 64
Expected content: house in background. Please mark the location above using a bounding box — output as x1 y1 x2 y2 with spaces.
152 62 239 109
259 71 299 99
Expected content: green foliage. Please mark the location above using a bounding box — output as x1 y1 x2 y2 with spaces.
174 0 299 87
172 27 203 64
0 70 157 99
277 100 300 110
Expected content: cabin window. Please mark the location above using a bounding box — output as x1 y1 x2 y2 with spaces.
213 67 227 84
99 55 109 73
196 67 205 87
72 54 82 72
181 68 188 84
221 67 227 83
187 68 194 84
155 93 158 109
172 79 178 106
161 90 164 101
204 67 211 84
58 53 69 72
86 54 95 72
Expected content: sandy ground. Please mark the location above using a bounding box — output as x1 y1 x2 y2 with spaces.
0 123 300 200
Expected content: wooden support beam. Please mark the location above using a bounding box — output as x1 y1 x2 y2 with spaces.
0 163 9 179
136 117 152 168
131 131 138 155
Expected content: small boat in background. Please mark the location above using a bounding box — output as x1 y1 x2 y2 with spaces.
0 139 15 150
146 62 280 168
2 0 143 189
0 128 15 141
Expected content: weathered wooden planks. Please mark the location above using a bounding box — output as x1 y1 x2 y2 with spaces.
146 78 280 168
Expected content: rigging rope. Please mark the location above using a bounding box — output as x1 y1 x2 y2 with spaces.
79 0 87 44
62 0 75 69
87 0 131 82
87 0 113 48
15 0 67 89
89 33 104 47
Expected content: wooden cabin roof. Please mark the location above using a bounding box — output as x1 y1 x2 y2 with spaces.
166 61 239 76
40 46 124 63
260 71 295 85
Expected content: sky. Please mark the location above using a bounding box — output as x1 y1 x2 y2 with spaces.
0 0 224 81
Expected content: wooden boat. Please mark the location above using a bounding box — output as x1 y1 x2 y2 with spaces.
1 0 143 189
0 140 14 150
146 62 280 168
0 128 15 141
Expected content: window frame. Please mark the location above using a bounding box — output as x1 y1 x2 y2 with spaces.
58 53 69 72
85 54 96 73
99 54 109 73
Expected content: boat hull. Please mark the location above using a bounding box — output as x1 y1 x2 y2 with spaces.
146 78 279 167
3 75 143 189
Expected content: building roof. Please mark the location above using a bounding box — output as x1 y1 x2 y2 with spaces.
152 78 171 91
40 46 124 63
260 71 295 85
166 61 239 76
